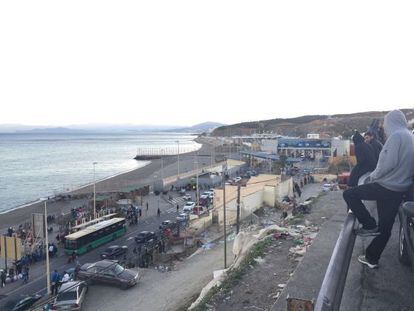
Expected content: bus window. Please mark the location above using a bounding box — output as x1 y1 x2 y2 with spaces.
65 240 77 250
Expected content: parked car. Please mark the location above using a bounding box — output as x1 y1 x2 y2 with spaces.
398 201 414 266
200 193 209 200
159 220 174 229
5 294 42 311
52 281 88 310
135 231 157 244
233 177 242 183
100 245 128 259
176 213 189 222
182 201 196 213
77 260 139 289
182 194 192 201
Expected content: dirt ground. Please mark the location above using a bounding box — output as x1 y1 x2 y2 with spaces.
200 187 341 311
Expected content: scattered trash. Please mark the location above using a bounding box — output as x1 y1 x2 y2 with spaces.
253 257 265 264
293 239 304 246
202 242 216 250
289 246 307 256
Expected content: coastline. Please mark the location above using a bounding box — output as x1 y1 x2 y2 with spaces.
0 137 211 232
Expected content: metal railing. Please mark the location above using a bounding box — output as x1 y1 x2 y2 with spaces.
314 212 357 311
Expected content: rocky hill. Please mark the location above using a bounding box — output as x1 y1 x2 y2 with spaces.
211 109 414 138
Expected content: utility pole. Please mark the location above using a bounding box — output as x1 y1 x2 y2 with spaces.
196 151 199 212
93 162 97 219
222 160 227 269
236 184 241 234
161 149 164 180
44 201 51 295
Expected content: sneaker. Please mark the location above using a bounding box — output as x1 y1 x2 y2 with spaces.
358 255 379 269
355 226 380 237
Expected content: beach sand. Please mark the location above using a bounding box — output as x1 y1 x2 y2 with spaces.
0 137 217 232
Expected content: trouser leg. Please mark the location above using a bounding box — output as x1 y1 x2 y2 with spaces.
366 197 402 262
343 184 380 228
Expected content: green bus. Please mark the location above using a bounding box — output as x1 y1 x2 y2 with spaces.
64 217 127 255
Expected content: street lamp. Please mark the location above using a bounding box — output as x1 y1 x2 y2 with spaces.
93 162 98 219
176 140 180 179
41 198 51 295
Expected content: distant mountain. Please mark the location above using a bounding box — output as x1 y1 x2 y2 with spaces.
211 109 414 138
0 122 225 134
17 127 88 134
164 122 226 134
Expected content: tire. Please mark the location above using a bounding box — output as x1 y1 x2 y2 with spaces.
398 222 411 266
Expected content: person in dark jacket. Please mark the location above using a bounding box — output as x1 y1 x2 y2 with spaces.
364 131 383 163
348 131 377 187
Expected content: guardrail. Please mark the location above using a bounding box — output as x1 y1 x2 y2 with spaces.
314 212 357 311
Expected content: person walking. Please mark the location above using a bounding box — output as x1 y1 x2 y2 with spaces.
347 131 377 187
22 266 29 284
157 208 161 217
51 269 60 295
1 269 6 288
343 110 414 268
176 204 179 213
293 182 301 198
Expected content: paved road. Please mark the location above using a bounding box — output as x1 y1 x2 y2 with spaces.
0 190 196 310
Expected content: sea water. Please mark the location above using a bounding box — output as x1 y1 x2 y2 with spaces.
0 132 200 213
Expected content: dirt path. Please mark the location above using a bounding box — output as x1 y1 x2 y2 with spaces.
82 240 234 311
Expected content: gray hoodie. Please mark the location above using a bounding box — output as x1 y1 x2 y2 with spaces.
369 110 414 192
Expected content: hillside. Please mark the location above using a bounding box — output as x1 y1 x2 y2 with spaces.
211 109 414 138
163 122 225 134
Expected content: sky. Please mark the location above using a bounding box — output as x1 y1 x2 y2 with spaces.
1 1 413 127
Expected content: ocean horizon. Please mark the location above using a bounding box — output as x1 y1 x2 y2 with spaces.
0 132 201 213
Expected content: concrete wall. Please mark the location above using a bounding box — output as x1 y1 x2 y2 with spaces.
213 174 293 225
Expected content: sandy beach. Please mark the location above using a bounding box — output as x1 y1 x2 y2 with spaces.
0 137 217 232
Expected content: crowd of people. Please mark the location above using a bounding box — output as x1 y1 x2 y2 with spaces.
344 110 414 269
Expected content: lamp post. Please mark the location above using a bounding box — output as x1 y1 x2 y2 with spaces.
43 199 51 295
93 162 98 219
176 140 180 179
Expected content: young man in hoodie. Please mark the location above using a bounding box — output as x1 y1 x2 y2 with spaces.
348 131 377 187
343 110 414 268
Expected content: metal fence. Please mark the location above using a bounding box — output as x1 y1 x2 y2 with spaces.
314 212 357 311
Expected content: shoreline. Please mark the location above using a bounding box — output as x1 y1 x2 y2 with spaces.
0 161 153 216
0 137 211 231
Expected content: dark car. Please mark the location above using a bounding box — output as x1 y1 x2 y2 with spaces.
100 245 128 259
398 201 414 266
135 231 157 244
4 294 42 311
77 260 139 289
159 220 174 230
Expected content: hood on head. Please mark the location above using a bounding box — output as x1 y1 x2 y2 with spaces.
352 131 364 145
383 110 408 138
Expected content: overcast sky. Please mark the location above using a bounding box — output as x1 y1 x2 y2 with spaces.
1 1 413 127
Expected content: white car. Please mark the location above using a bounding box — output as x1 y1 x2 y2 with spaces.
53 281 88 310
233 177 242 183
182 201 196 212
182 194 192 201
176 213 189 222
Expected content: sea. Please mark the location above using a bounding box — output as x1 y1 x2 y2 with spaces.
0 132 201 213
